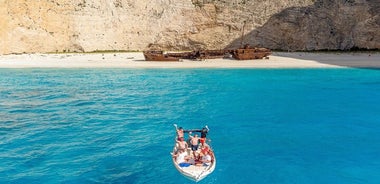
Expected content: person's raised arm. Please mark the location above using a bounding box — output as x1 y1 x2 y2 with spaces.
188 131 193 138
186 129 201 133
205 125 209 132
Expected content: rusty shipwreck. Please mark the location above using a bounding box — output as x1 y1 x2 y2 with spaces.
143 45 271 61
144 21 271 61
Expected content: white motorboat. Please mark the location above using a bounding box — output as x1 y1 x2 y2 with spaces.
171 125 216 182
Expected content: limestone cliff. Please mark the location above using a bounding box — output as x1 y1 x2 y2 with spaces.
228 0 380 51
0 0 378 54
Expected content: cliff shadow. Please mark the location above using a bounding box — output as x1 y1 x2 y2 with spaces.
224 0 380 68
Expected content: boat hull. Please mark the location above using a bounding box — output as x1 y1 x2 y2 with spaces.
232 48 272 60
172 155 216 182
143 50 180 61
144 46 271 61
171 144 216 182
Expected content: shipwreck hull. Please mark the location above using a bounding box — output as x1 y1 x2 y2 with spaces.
143 51 180 61
143 46 271 61
232 48 271 60
195 50 230 60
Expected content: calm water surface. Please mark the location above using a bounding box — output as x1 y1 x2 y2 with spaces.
1 68 380 184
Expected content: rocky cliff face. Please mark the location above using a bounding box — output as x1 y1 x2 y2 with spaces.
0 0 378 54
229 0 380 51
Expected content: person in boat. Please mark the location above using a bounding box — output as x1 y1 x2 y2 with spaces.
173 124 184 141
201 151 212 166
194 151 212 167
172 149 191 167
176 137 188 150
188 157 196 165
188 132 201 158
187 126 209 145
200 142 210 155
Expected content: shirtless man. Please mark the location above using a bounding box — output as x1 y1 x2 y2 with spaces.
188 132 200 158
188 126 209 145
176 137 188 150
173 124 184 141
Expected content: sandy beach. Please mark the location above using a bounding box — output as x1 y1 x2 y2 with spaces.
0 52 379 69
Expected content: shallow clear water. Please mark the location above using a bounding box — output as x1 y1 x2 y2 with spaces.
1 68 380 183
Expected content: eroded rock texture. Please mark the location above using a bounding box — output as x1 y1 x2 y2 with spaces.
0 0 378 54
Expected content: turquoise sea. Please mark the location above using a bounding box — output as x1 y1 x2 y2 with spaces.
1 68 380 184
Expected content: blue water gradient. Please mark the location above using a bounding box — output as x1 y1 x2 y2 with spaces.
1 68 380 183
